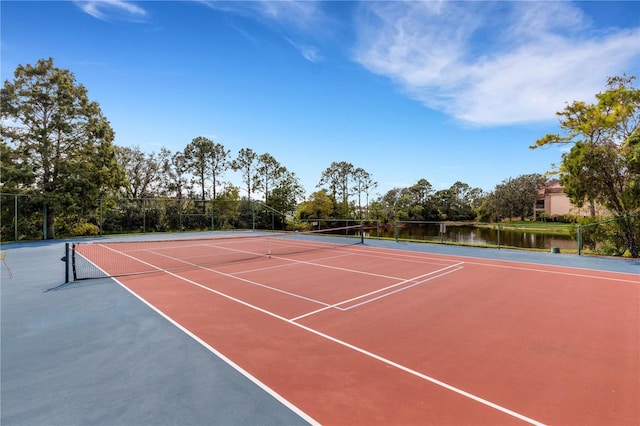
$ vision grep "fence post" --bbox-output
[43,203,47,240]
[395,221,399,242]
[252,200,255,231]
[577,225,582,256]
[99,198,103,236]
[211,198,215,231]
[497,223,501,249]
[14,194,18,242]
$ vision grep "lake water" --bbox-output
[372,223,576,250]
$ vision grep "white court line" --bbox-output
[229,252,355,275]
[104,242,435,312]
[346,245,639,284]
[99,245,545,425]
[337,248,457,267]
[340,265,464,311]
[97,246,544,426]
[346,245,465,263]
[148,248,334,308]
[199,240,445,284]
[122,243,467,321]
[291,264,464,321]
[192,245,469,319]
[135,263,546,426]
[89,240,638,425]
[112,243,465,322]
[108,273,321,426]
[131,241,638,285]
[463,260,640,283]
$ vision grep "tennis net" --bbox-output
[71,225,364,281]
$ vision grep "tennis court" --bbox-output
[67,230,638,425]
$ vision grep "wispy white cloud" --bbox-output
[75,0,148,23]
[197,1,322,31]
[198,0,328,63]
[256,0,321,31]
[353,1,640,126]
[286,38,322,63]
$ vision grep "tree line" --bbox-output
[1,59,638,256]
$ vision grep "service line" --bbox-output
[291,263,464,321]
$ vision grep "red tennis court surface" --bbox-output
[78,238,639,425]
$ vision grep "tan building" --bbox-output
[534,179,602,219]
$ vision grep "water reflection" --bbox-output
[375,224,575,250]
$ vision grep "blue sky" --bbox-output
[2,1,639,199]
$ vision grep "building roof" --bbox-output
[539,179,565,197]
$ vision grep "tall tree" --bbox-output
[269,170,305,214]
[231,148,257,200]
[318,161,355,217]
[409,178,433,205]
[0,140,34,192]
[491,174,546,220]
[352,168,377,219]
[0,58,124,238]
[183,136,214,203]
[433,188,454,220]
[298,189,334,220]
[532,75,640,257]
[447,181,484,220]
[254,153,286,201]
[212,185,240,228]
[210,142,231,200]
[158,148,190,199]
[116,146,160,198]
[380,187,412,221]
[362,172,378,218]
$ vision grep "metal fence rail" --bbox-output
[1,193,46,241]
[3,193,638,257]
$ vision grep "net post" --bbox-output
[71,243,78,281]
[64,242,70,283]
[360,225,364,244]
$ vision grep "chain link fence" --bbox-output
[2,193,638,257]
[1,193,46,241]
[1,194,364,240]
[575,214,640,257]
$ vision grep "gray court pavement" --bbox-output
[1,236,638,426]
[1,241,311,426]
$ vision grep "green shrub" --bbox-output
[70,221,100,236]
[554,214,577,223]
